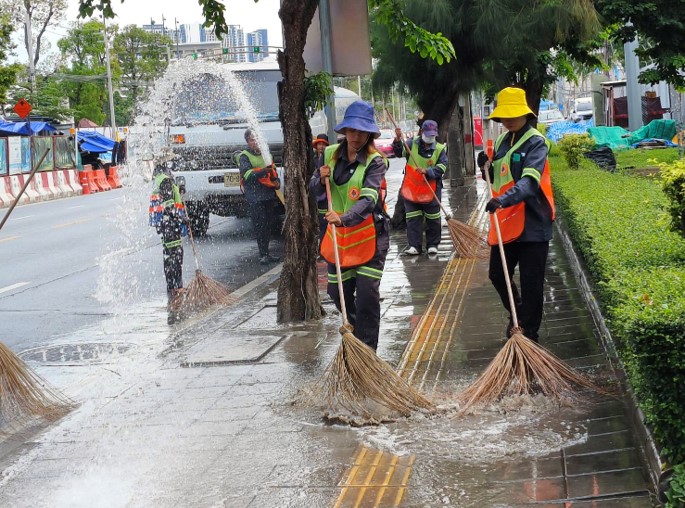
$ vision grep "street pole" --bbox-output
[357,75,362,99]
[103,16,117,137]
[24,9,36,90]
[175,18,180,59]
[319,0,337,142]
[624,25,642,131]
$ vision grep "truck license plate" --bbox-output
[224,172,241,187]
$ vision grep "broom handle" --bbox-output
[482,156,520,328]
[0,149,50,232]
[385,109,452,220]
[179,193,201,271]
[324,176,351,328]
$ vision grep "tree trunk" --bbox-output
[448,101,465,187]
[519,78,544,128]
[276,0,324,323]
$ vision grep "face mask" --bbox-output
[422,134,436,144]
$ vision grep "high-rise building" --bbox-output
[246,29,268,62]
[223,25,246,63]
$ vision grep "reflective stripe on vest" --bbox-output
[319,144,379,268]
[400,137,445,204]
[241,150,279,188]
[488,128,555,246]
[149,173,186,226]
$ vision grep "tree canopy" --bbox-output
[0,13,21,106]
[595,0,685,86]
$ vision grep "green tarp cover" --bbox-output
[588,119,677,151]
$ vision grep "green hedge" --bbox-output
[550,150,685,466]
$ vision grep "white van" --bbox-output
[571,97,593,122]
[166,60,359,235]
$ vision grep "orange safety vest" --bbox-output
[400,137,445,204]
[320,144,381,268]
[488,128,555,246]
[239,150,280,189]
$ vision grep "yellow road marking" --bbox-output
[334,192,488,507]
[53,218,93,229]
[0,235,19,243]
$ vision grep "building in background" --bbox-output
[142,21,267,63]
[246,29,268,62]
[225,25,246,63]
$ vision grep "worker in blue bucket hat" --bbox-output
[309,100,390,352]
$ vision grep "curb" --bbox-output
[555,216,665,498]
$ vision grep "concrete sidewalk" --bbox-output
[0,173,657,507]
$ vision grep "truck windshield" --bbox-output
[171,69,281,126]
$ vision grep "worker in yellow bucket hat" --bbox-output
[478,86,556,342]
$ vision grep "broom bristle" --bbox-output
[0,343,73,424]
[182,270,236,312]
[457,332,605,412]
[321,329,434,419]
[447,219,489,259]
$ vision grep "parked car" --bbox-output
[375,129,396,158]
[538,108,565,126]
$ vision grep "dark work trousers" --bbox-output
[160,221,184,296]
[488,241,549,340]
[249,200,278,257]
[327,250,387,351]
[404,199,441,252]
[326,224,389,351]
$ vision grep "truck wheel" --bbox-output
[187,202,210,236]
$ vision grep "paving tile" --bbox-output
[567,468,651,498]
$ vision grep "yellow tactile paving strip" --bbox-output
[333,188,488,507]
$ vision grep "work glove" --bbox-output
[485,198,502,213]
[477,151,489,169]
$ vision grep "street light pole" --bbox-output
[102,16,117,136]
[175,18,180,59]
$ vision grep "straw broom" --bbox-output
[320,177,434,418]
[385,110,487,259]
[179,199,236,313]
[457,158,602,412]
[0,149,73,423]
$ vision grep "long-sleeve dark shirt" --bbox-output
[492,123,553,242]
[239,149,276,203]
[309,144,387,227]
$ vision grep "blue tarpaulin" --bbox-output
[545,119,595,142]
[0,120,57,135]
[77,131,116,153]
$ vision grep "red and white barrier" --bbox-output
[0,176,14,208]
[64,169,83,195]
[39,171,61,200]
[55,170,74,197]
[11,174,40,203]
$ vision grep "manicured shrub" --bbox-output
[550,150,685,479]
[659,158,685,237]
[557,133,595,169]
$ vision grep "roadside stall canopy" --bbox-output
[0,120,57,136]
[77,130,116,153]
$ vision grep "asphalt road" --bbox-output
[0,185,282,353]
[1,158,406,354]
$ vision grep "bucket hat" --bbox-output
[421,120,438,136]
[312,133,329,147]
[334,100,381,138]
[488,87,536,121]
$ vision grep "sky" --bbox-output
[11,0,284,63]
